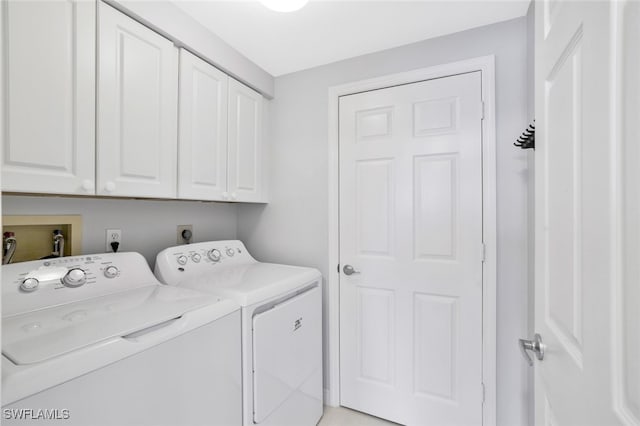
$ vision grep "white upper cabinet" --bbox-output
[97,2,178,198]
[2,1,266,203]
[228,78,263,202]
[1,0,96,195]
[178,50,229,201]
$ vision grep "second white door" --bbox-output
[339,72,484,425]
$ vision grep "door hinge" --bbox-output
[337,264,340,273]
[481,382,486,404]
[480,101,485,120]
[481,243,486,263]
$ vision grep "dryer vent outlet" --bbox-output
[177,225,193,244]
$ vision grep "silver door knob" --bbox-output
[519,333,545,366]
[343,264,360,276]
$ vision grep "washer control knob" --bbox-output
[207,249,221,262]
[62,268,87,288]
[20,278,40,293]
[177,255,188,266]
[226,248,235,257]
[191,253,201,263]
[104,265,119,278]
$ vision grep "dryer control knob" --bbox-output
[177,255,188,266]
[62,268,87,287]
[20,278,40,293]
[104,265,119,278]
[226,248,235,257]
[207,249,221,262]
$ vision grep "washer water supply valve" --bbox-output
[3,232,17,264]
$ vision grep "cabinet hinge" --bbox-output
[481,382,486,404]
[337,264,340,273]
[480,101,485,120]
[481,243,486,263]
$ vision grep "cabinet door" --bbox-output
[97,2,178,198]
[1,0,95,195]
[227,78,263,202]
[178,50,228,201]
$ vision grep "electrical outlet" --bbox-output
[177,225,193,244]
[106,229,122,252]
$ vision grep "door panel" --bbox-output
[534,1,637,424]
[339,72,483,426]
[2,0,95,194]
[545,28,584,366]
[178,49,228,201]
[413,155,457,259]
[97,2,177,198]
[357,287,394,384]
[356,159,394,257]
[413,293,457,400]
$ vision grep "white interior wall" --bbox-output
[237,17,532,426]
[1,195,237,267]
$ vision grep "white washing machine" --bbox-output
[155,240,323,426]
[2,252,242,426]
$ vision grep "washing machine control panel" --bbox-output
[2,252,157,317]
[155,240,255,283]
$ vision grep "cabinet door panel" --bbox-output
[228,79,262,202]
[2,0,95,194]
[178,49,228,201]
[97,2,177,198]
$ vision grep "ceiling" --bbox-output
[172,0,530,77]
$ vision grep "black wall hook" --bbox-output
[515,121,535,150]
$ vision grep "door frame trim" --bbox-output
[327,55,497,425]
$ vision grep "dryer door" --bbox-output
[252,285,322,424]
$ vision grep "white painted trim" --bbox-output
[0,0,4,197]
[326,55,498,425]
[609,2,638,425]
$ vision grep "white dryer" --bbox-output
[2,252,241,426]
[155,240,323,426]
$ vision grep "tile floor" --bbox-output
[318,406,400,426]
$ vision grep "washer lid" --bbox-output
[2,285,227,365]
[174,263,321,306]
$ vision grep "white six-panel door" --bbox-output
[228,79,262,203]
[178,49,229,201]
[2,0,95,195]
[534,1,640,424]
[339,72,483,426]
[97,2,178,198]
